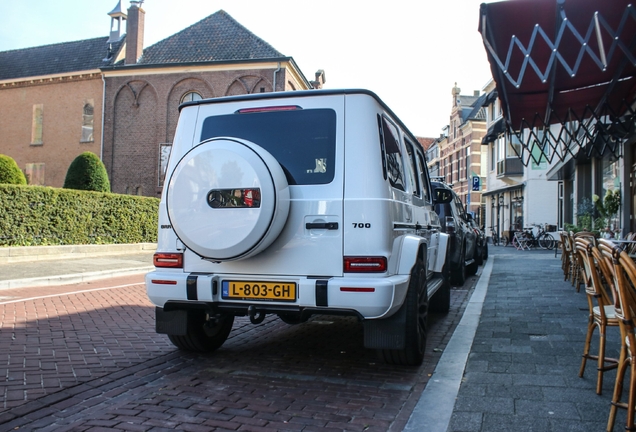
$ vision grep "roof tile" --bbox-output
[0,37,123,80]
[138,10,284,65]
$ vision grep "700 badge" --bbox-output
[222,281,296,301]
[352,223,371,228]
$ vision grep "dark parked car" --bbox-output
[432,181,478,286]
[467,214,488,265]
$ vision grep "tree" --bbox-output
[0,154,27,185]
[63,152,110,192]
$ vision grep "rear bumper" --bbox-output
[145,270,410,320]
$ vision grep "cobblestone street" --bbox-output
[0,279,473,431]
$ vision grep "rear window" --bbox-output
[200,108,336,185]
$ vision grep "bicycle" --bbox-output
[511,224,556,250]
[535,223,557,250]
[489,226,509,247]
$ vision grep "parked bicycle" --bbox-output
[511,224,556,250]
[489,226,509,247]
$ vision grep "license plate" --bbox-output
[222,281,296,301]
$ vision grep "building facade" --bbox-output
[480,79,559,242]
[0,38,115,187]
[433,84,487,225]
[0,1,319,197]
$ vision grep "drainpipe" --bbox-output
[272,62,281,92]
[100,74,106,161]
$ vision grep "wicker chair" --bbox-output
[560,231,573,282]
[575,237,619,395]
[572,231,597,292]
[599,238,636,431]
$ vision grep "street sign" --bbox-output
[472,176,481,191]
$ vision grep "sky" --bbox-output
[0,0,494,137]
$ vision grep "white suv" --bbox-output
[146,89,451,365]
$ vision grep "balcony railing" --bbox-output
[496,157,523,177]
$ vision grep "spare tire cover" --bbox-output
[166,137,290,261]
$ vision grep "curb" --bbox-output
[0,243,157,264]
[0,267,154,290]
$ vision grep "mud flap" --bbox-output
[155,307,188,335]
[363,304,407,350]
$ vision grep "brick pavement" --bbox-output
[0,272,475,431]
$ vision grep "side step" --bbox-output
[427,275,445,299]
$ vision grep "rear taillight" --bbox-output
[445,216,455,234]
[344,257,387,273]
[153,252,183,268]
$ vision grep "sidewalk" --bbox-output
[0,243,156,289]
[408,246,624,431]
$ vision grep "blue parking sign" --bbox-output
[472,176,480,191]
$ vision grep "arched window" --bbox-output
[180,92,202,103]
[81,101,94,142]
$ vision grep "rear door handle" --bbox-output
[306,222,339,230]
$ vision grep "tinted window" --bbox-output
[415,150,431,202]
[404,139,420,196]
[200,108,336,185]
[380,117,405,191]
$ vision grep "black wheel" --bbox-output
[429,269,450,314]
[475,243,484,266]
[451,246,466,287]
[483,243,489,260]
[278,313,306,325]
[377,257,428,366]
[168,310,234,353]
[538,233,555,250]
[501,236,509,247]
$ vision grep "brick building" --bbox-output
[435,83,487,222]
[0,37,116,186]
[0,1,319,196]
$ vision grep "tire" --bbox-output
[467,255,478,276]
[429,268,451,314]
[538,233,555,250]
[451,246,466,287]
[377,257,428,366]
[501,236,509,247]
[278,313,307,325]
[483,243,489,260]
[475,243,484,266]
[168,310,234,353]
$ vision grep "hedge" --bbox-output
[0,184,159,246]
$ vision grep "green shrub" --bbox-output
[63,151,110,192]
[0,154,27,185]
[0,184,158,246]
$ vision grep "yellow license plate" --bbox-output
[222,281,296,301]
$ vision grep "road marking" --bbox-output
[0,283,142,305]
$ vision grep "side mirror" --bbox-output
[433,188,453,204]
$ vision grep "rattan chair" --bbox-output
[572,231,597,292]
[599,238,636,431]
[561,231,573,282]
[575,237,619,394]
